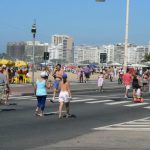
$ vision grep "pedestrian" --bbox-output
[97,72,104,92]
[79,67,84,83]
[58,73,72,119]
[108,67,113,82]
[122,68,132,99]
[132,74,140,98]
[2,65,10,104]
[118,68,124,84]
[51,64,64,102]
[114,66,117,79]
[142,72,149,92]
[84,65,91,83]
[34,71,51,116]
[0,67,8,104]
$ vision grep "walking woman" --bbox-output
[34,71,51,116]
[58,73,72,118]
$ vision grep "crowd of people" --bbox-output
[0,63,150,118]
[96,66,150,100]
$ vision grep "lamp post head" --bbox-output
[31,23,36,36]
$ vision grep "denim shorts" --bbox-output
[53,80,60,89]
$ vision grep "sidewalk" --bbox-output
[27,130,150,150]
[10,79,150,97]
[10,79,124,96]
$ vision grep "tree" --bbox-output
[143,53,150,62]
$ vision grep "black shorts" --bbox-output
[143,83,148,86]
[85,73,90,78]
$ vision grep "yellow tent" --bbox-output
[0,59,9,65]
[0,59,15,66]
[15,60,27,67]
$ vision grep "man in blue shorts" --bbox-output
[51,64,64,102]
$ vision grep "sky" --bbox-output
[0,0,150,52]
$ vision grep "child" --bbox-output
[132,74,143,102]
[58,73,72,118]
[97,72,104,92]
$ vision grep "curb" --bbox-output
[10,86,125,97]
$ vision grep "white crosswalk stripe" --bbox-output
[105,101,131,105]
[86,100,113,104]
[124,102,148,107]
[71,99,96,103]
[9,96,150,110]
[93,117,150,131]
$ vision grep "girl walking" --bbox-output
[97,72,104,92]
[34,71,51,116]
[59,73,72,118]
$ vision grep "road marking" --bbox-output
[105,101,131,105]
[93,117,150,131]
[86,100,113,104]
[71,99,96,103]
[144,106,150,109]
[124,102,148,107]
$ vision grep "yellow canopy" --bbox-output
[15,60,27,67]
[0,59,14,66]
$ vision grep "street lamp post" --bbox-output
[96,0,130,72]
[31,22,36,84]
[124,0,130,72]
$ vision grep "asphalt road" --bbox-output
[0,87,150,150]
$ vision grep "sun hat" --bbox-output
[40,71,48,78]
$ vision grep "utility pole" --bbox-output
[31,21,36,84]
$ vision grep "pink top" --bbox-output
[123,73,132,85]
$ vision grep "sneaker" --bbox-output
[50,97,55,103]
[66,114,71,118]
[59,115,62,119]
[124,95,128,99]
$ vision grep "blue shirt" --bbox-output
[36,80,47,96]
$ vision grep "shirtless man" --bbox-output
[58,73,72,118]
[51,64,64,102]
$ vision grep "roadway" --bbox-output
[0,82,150,150]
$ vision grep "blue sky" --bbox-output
[0,0,150,52]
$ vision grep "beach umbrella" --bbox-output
[0,59,10,65]
[108,62,122,66]
[130,64,148,67]
[15,60,27,67]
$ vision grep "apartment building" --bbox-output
[7,42,26,60]
[51,34,74,63]
[25,41,48,63]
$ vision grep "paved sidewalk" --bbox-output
[9,80,124,96]
[27,130,150,150]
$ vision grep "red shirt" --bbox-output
[123,73,132,85]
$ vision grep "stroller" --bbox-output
[132,75,144,103]
[133,88,144,103]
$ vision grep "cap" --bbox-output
[40,71,48,77]
[2,64,6,68]
[62,73,67,78]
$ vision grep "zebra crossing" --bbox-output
[9,95,150,110]
[93,117,150,131]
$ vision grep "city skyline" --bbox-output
[0,0,150,52]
